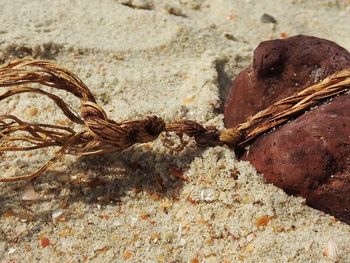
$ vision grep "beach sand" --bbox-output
[0,0,350,262]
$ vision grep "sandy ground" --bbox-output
[0,0,350,262]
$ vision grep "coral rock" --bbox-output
[224,35,350,223]
[243,94,350,223]
[224,35,350,127]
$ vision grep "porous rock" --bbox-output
[224,35,350,223]
[224,34,350,128]
[244,94,350,223]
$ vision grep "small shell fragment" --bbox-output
[8,248,16,254]
[52,209,65,222]
[255,215,272,227]
[21,186,39,201]
[178,238,187,247]
[246,232,256,243]
[323,239,338,262]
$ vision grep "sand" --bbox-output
[0,0,350,262]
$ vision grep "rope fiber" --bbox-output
[0,59,349,182]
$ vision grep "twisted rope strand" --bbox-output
[0,59,349,182]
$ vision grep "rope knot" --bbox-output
[219,128,243,147]
[165,120,224,147]
[123,116,165,144]
[81,101,165,148]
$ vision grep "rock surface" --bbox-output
[224,35,350,223]
[243,94,350,223]
[224,34,350,128]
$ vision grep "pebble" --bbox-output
[21,186,39,201]
[164,5,186,17]
[260,13,277,24]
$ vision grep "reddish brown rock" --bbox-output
[243,94,350,223]
[224,35,350,127]
[224,35,350,223]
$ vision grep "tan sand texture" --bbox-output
[0,0,350,262]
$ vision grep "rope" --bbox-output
[0,59,349,182]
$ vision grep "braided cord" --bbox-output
[0,59,349,182]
